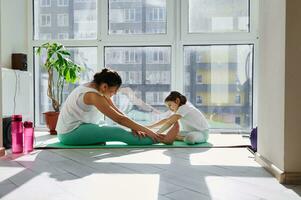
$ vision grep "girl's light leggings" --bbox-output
[180,129,209,145]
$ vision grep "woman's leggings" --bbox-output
[58,123,154,145]
[180,130,209,145]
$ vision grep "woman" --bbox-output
[56,68,178,145]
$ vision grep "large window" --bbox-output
[109,0,167,34]
[184,45,253,129]
[32,0,257,131]
[105,47,171,125]
[34,0,97,40]
[189,0,249,33]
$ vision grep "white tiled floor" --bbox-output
[0,148,300,200]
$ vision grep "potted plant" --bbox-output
[36,42,82,134]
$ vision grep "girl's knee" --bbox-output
[184,135,197,144]
[184,131,208,144]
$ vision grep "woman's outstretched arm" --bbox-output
[84,92,164,142]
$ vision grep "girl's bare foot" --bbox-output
[162,122,179,145]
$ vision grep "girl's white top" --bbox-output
[56,84,105,134]
[176,102,209,132]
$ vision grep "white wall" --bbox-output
[0,0,28,68]
[0,0,32,143]
[258,0,286,170]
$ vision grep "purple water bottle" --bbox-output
[24,121,34,153]
[11,115,23,153]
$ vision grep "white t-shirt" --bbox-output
[176,102,209,132]
[56,84,105,134]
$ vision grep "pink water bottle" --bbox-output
[24,121,34,153]
[11,115,23,153]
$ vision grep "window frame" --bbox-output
[28,0,259,132]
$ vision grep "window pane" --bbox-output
[184,45,253,130]
[109,0,167,35]
[105,46,171,124]
[35,47,98,126]
[189,0,250,33]
[34,0,97,40]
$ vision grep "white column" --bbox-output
[256,0,301,184]
[284,0,301,174]
[0,66,4,156]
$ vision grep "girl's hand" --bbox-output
[176,134,184,141]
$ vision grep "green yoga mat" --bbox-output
[35,141,214,149]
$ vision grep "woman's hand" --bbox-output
[144,130,165,143]
[132,130,147,139]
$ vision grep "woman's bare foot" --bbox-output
[161,122,180,145]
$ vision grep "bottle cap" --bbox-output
[24,121,33,128]
[12,115,22,122]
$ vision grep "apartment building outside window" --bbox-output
[57,14,69,27]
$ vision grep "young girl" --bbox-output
[147,91,209,145]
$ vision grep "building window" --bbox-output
[40,0,51,7]
[124,50,137,64]
[152,51,164,63]
[146,71,170,84]
[146,92,169,105]
[149,8,165,21]
[196,95,203,105]
[57,14,69,27]
[57,0,69,7]
[40,14,51,27]
[235,116,241,125]
[58,33,69,39]
[235,94,241,104]
[39,33,52,40]
[196,74,203,84]
[124,8,136,22]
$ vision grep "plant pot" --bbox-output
[43,111,60,135]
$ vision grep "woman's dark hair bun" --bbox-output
[102,68,109,72]
[93,67,122,88]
